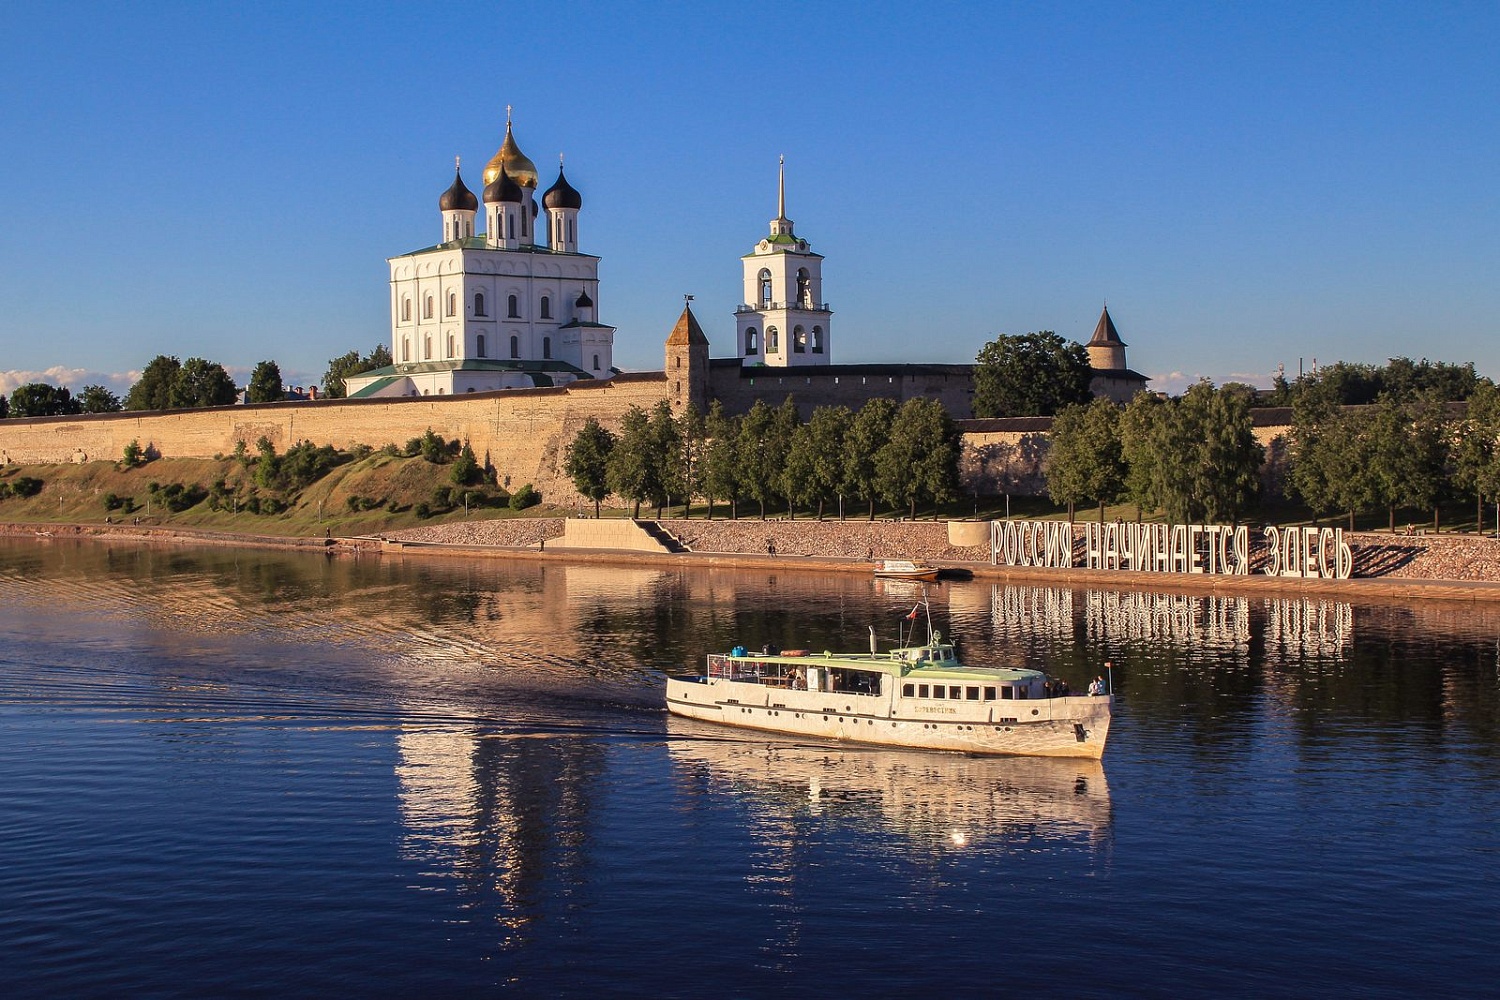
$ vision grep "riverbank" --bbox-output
[8,517,1500,602]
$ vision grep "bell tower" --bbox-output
[734,158,832,367]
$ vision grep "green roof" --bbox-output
[389,237,598,261]
[346,376,402,399]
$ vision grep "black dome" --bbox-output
[575,290,594,309]
[439,168,478,212]
[483,165,523,204]
[543,167,583,210]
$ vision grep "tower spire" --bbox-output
[777,155,786,219]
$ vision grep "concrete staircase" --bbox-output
[549,519,690,553]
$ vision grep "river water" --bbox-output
[0,538,1496,998]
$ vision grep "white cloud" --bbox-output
[0,367,138,397]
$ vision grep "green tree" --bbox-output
[1122,382,1262,524]
[700,401,740,520]
[783,405,851,520]
[1182,382,1264,523]
[606,406,654,518]
[1046,399,1125,522]
[676,404,706,518]
[735,400,780,519]
[0,394,7,418]
[78,384,122,413]
[564,417,616,517]
[874,397,958,520]
[972,331,1094,418]
[8,382,79,417]
[322,345,393,399]
[125,355,182,410]
[647,400,682,517]
[1365,394,1450,532]
[844,397,896,520]
[450,442,483,487]
[1453,381,1500,532]
[246,361,285,404]
[170,358,238,408]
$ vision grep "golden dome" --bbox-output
[483,115,538,190]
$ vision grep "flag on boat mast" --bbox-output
[906,604,920,621]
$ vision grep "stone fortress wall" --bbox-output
[0,371,1298,506]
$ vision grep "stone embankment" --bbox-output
[385,517,1500,583]
[387,517,991,563]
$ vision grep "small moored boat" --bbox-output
[873,559,940,582]
[665,604,1112,758]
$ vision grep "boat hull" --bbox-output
[666,676,1111,759]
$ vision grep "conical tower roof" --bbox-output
[666,302,709,346]
[1088,305,1126,347]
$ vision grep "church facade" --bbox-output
[346,113,614,399]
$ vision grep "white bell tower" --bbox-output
[734,157,832,367]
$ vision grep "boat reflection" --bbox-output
[666,716,1112,851]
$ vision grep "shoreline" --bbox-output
[8,519,1500,604]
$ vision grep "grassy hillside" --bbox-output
[0,446,546,537]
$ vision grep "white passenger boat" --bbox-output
[873,559,940,582]
[665,609,1112,759]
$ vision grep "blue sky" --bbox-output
[1,1,1496,397]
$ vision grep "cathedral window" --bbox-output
[477,334,487,358]
[402,297,411,322]
[797,268,810,306]
[447,334,455,358]
[767,327,779,353]
[424,336,432,360]
[424,295,433,320]
[812,326,824,353]
[508,294,520,318]
[758,269,772,306]
[402,337,410,362]
[793,325,806,353]
[447,292,456,317]
[745,328,758,355]
[543,337,552,360]
[541,296,551,319]
[510,335,519,359]
[567,219,574,244]
[475,292,486,316]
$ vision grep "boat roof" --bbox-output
[725,645,1042,682]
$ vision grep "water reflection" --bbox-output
[665,716,1112,852]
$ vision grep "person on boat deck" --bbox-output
[1088,675,1106,696]
[790,667,804,690]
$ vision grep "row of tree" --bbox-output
[2,344,389,419]
[1046,383,1265,524]
[1048,372,1500,533]
[565,396,960,520]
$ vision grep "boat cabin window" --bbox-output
[917,684,929,698]
[1001,686,1014,700]
[967,686,980,701]
[902,683,914,697]
[984,686,997,700]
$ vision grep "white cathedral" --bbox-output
[345,112,615,398]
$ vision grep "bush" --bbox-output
[350,444,373,462]
[380,442,400,457]
[509,483,539,511]
[414,501,432,519]
[386,498,401,513]
[120,440,145,469]
[104,492,125,510]
[419,428,448,464]
[450,442,482,486]
[403,437,423,458]
[10,477,44,498]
